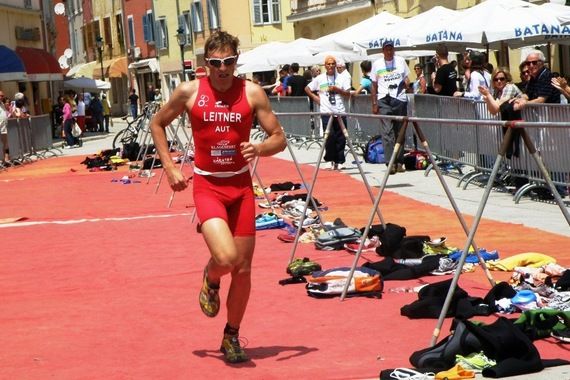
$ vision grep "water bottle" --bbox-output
[395,258,423,266]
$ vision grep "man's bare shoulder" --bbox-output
[176,80,199,97]
[245,79,267,104]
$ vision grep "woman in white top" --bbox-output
[454,51,491,100]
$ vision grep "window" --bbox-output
[104,17,112,45]
[207,0,220,30]
[116,14,125,52]
[191,0,203,32]
[93,20,101,47]
[142,11,155,43]
[179,13,192,46]
[253,0,280,25]
[155,18,169,49]
[127,16,135,46]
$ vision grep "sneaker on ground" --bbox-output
[199,268,220,318]
[293,216,320,228]
[551,329,570,343]
[431,257,458,275]
[344,236,380,253]
[220,334,249,363]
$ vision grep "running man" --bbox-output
[150,31,286,363]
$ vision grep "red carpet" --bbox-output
[1,156,569,379]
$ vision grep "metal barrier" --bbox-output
[3,114,58,168]
[268,96,317,148]
[410,94,570,202]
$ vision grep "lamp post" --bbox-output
[96,36,104,81]
[176,27,186,82]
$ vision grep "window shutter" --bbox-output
[253,0,262,24]
[178,14,186,32]
[163,22,169,48]
[208,0,220,29]
[142,15,149,42]
[154,21,163,49]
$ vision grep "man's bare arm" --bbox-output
[242,82,286,162]
[150,81,196,191]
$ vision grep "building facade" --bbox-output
[0,0,63,115]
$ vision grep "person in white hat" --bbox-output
[370,40,410,174]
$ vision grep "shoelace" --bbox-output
[227,335,249,351]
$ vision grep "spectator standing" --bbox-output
[129,89,139,118]
[453,51,490,100]
[412,64,427,94]
[355,60,372,94]
[52,96,64,138]
[12,94,29,118]
[305,55,352,170]
[0,91,9,163]
[515,62,530,93]
[62,94,79,148]
[479,67,524,158]
[147,84,155,103]
[286,63,308,96]
[102,94,111,133]
[336,60,352,83]
[514,50,560,108]
[271,67,288,96]
[432,44,457,96]
[370,40,410,174]
[76,93,86,133]
[90,94,104,132]
[154,88,163,105]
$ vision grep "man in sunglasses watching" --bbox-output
[514,50,560,108]
[150,30,286,364]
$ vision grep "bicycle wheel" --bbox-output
[112,128,137,150]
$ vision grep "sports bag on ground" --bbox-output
[364,135,385,164]
[315,227,361,250]
[306,266,383,298]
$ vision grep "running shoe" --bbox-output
[344,236,380,253]
[199,268,220,318]
[551,329,570,343]
[220,333,249,363]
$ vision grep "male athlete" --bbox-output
[150,31,286,363]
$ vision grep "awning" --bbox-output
[93,57,128,79]
[15,46,63,81]
[66,61,97,79]
[128,58,160,74]
[0,45,27,81]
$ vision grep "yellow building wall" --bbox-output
[153,0,184,75]
[247,0,295,47]
[219,0,255,52]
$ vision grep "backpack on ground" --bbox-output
[306,266,383,298]
[315,227,361,250]
[364,135,385,164]
[287,257,322,277]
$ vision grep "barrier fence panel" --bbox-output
[519,103,570,190]
[411,94,570,200]
[31,115,54,153]
[269,96,313,141]
[6,119,23,158]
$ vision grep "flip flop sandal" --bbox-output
[434,364,475,380]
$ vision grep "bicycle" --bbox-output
[112,103,156,150]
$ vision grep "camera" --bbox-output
[388,84,398,90]
[328,91,336,105]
